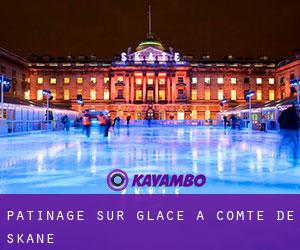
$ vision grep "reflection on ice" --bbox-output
[0,126,299,194]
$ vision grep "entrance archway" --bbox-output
[191,110,197,120]
[205,110,210,120]
[159,110,166,120]
[116,109,124,119]
[177,110,184,120]
[146,109,154,120]
[135,110,142,120]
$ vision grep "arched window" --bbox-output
[205,110,210,120]
[177,110,185,120]
[191,110,197,120]
[116,109,123,119]
[159,110,166,120]
[135,110,142,120]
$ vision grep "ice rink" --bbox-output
[0,125,299,194]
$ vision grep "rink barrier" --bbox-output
[122,120,216,126]
[216,119,280,131]
[3,120,73,134]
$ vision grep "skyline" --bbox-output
[1,0,300,60]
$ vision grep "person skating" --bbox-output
[97,113,106,134]
[104,114,112,137]
[278,105,300,159]
[223,116,228,129]
[261,115,267,132]
[113,116,121,133]
[61,115,70,132]
[82,110,92,138]
[126,115,131,127]
[230,114,237,130]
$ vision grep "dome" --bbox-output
[136,38,166,51]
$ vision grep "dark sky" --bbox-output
[1,0,300,60]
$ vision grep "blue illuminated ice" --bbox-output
[0,126,299,194]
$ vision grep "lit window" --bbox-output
[37,77,43,84]
[147,78,153,85]
[159,90,165,100]
[90,89,96,100]
[257,90,262,101]
[104,89,110,100]
[205,90,210,100]
[24,90,30,100]
[204,77,210,84]
[231,78,237,84]
[269,90,275,100]
[104,77,110,83]
[90,77,97,84]
[256,78,262,84]
[77,89,83,95]
[191,110,197,120]
[218,89,223,100]
[205,110,210,120]
[64,77,70,84]
[77,77,83,84]
[117,89,123,99]
[269,78,275,84]
[159,78,165,85]
[147,90,154,100]
[231,90,237,100]
[192,90,197,100]
[64,89,70,100]
[217,77,224,84]
[37,90,43,100]
[50,78,56,84]
[136,90,142,100]
[177,110,184,120]
[192,77,197,84]
[136,78,142,85]
[51,90,56,100]
[117,76,123,82]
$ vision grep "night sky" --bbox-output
[1,0,300,61]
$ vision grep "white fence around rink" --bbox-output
[119,119,216,126]
[0,102,79,135]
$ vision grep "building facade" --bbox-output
[1,38,300,121]
[0,48,30,100]
[276,52,300,100]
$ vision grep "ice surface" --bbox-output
[0,126,299,194]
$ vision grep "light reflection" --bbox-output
[0,126,299,194]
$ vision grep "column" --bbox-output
[186,75,191,102]
[155,74,159,103]
[143,73,147,102]
[167,75,171,104]
[125,74,129,103]
[130,74,134,103]
[110,75,115,102]
[172,76,176,103]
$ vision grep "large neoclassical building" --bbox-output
[1,34,300,120]
[27,36,280,121]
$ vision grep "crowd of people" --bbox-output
[61,106,300,142]
[223,105,300,134]
[60,110,128,138]
[223,115,243,130]
[79,110,128,138]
